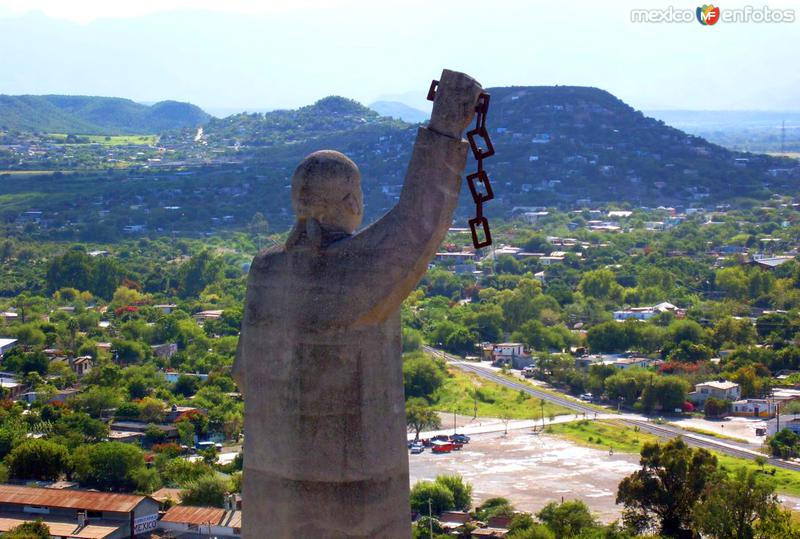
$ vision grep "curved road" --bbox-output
[423,346,800,473]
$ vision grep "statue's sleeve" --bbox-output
[341,126,468,324]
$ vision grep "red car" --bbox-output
[431,441,454,453]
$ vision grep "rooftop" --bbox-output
[697,380,739,390]
[0,512,119,539]
[161,505,241,528]
[0,484,152,513]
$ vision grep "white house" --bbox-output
[613,357,652,370]
[0,338,17,357]
[767,415,800,437]
[731,399,778,418]
[689,381,741,403]
[491,343,533,369]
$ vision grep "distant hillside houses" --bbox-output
[613,302,685,321]
[574,354,662,371]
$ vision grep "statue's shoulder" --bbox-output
[250,244,286,273]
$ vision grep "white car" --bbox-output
[410,444,424,454]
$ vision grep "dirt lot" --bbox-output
[409,428,640,522]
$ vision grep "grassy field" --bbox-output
[49,134,158,145]
[432,366,572,420]
[547,419,656,453]
[548,419,800,496]
[0,170,72,176]
[495,369,611,413]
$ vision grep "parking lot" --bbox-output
[409,427,640,522]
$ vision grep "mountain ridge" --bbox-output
[0,94,211,135]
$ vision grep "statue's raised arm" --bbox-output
[331,69,484,324]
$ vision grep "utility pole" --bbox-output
[540,399,545,432]
[453,407,457,434]
[428,498,433,539]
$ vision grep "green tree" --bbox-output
[176,250,223,299]
[604,369,650,406]
[403,354,446,400]
[716,266,749,300]
[434,475,472,511]
[694,467,794,539]
[579,268,622,301]
[704,397,729,418]
[616,438,718,537]
[6,439,69,481]
[74,386,122,417]
[768,429,800,459]
[3,520,50,539]
[536,500,597,538]
[180,475,231,507]
[641,376,689,413]
[406,398,441,441]
[587,321,637,353]
[475,497,514,521]
[46,250,92,293]
[71,442,148,492]
[90,257,124,300]
[410,480,455,515]
[506,526,555,539]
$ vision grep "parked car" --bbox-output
[410,444,424,454]
[522,366,536,378]
[431,441,454,453]
[580,393,594,402]
[450,434,470,444]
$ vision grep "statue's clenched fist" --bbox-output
[428,69,484,140]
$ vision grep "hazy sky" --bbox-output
[0,0,798,115]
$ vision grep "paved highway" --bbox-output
[423,346,800,473]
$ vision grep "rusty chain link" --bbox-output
[428,80,495,249]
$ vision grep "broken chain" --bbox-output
[428,80,495,249]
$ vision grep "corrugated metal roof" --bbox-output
[220,510,241,528]
[0,484,149,513]
[161,505,226,525]
[0,513,120,539]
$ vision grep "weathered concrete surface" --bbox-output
[234,70,483,538]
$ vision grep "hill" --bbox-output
[0,95,211,134]
[369,101,429,123]
[196,96,403,146]
[1,86,798,240]
[198,86,798,211]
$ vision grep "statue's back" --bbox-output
[239,244,411,538]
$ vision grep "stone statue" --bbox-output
[233,69,484,538]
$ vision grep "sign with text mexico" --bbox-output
[134,514,158,535]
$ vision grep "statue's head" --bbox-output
[291,150,364,234]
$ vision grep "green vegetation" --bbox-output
[547,420,657,453]
[3,520,50,539]
[433,366,570,420]
[618,438,796,538]
[549,420,800,497]
[48,133,158,146]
